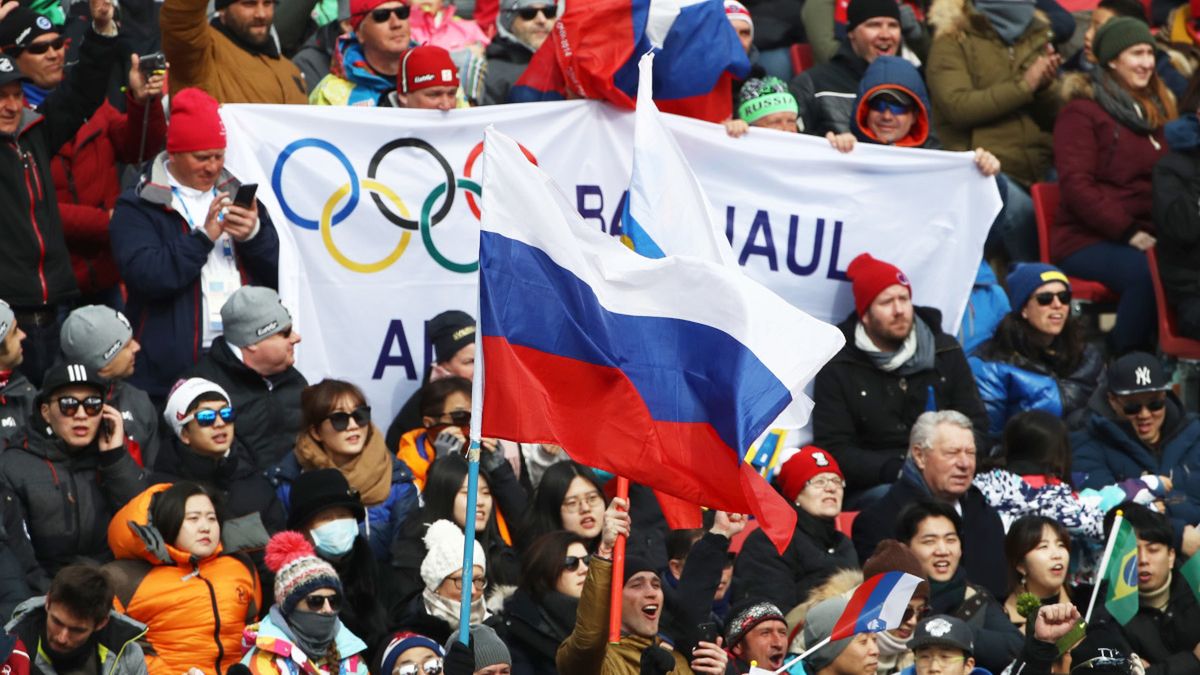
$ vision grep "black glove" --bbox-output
[640,646,676,675]
[443,635,475,675]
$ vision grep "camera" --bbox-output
[138,52,166,76]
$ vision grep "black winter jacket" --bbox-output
[107,379,162,469]
[812,306,989,495]
[0,486,50,619]
[186,337,307,471]
[732,505,857,611]
[789,40,868,136]
[1085,571,1200,675]
[482,35,533,106]
[0,29,119,307]
[500,588,577,675]
[1153,119,1200,303]
[0,416,148,574]
[0,371,36,451]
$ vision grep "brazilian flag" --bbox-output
[1104,518,1139,625]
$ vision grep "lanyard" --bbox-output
[171,186,217,229]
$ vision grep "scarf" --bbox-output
[1140,572,1171,611]
[270,606,340,663]
[422,587,490,627]
[855,315,936,375]
[22,82,50,109]
[1093,68,1165,135]
[929,568,968,615]
[974,0,1036,44]
[875,628,911,659]
[794,506,841,551]
[295,424,393,506]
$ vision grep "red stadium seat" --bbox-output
[1147,248,1200,359]
[789,43,813,76]
[835,510,858,537]
[1031,182,1119,305]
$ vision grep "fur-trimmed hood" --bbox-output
[1061,71,1096,101]
[928,0,1050,42]
[784,567,864,652]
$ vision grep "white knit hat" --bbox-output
[420,520,486,591]
[163,378,231,438]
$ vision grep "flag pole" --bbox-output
[608,476,630,643]
[457,441,481,644]
[1085,510,1125,624]
[771,636,831,674]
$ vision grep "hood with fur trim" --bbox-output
[928,0,1050,43]
[784,567,864,652]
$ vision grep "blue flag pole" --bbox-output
[458,440,482,645]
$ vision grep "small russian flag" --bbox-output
[831,572,927,641]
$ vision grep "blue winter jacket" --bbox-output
[109,154,280,397]
[959,262,1010,355]
[1073,395,1200,540]
[266,446,419,562]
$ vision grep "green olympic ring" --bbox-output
[421,178,481,274]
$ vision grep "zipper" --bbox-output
[197,566,225,674]
[18,144,50,303]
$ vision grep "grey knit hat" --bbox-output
[60,305,132,372]
[445,625,510,669]
[802,597,854,672]
[220,286,292,348]
[0,299,14,342]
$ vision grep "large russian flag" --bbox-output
[508,0,749,122]
[476,129,844,552]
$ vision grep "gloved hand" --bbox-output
[443,635,475,675]
[898,3,925,42]
[640,646,676,675]
[128,521,173,564]
[434,430,466,456]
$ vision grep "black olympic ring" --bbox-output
[367,138,456,231]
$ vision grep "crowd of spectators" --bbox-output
[1,0,1200,670]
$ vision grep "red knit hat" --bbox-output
[846,252,910,317]
[349,0,396,30]
[166,88,226,153]
[399,45,459,94]
[777,445,842,503]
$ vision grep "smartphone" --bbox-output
[233,183,258,209]
[101,418,114,440]
[696,621,719,645]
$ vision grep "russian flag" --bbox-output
[831,572,927,640]
[509,0,749,122]
[475,128,844,552]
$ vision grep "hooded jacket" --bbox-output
[0,370,37,451]
[1071,392,1200,540]
[850,55,935,148]
[482,33,534,105]
[1049,73,1168,262]
[7,597,148,675]
[309,34,398,106]
[1152,114,1200,301]
[0,412,148,574]
[104,483,262,675]
[186,337,308,471]
[291,22,343,95]
[241,609,368,675]
[0,29,119,308]
[109,154,280,398]
[926,0,1059,187]
[811,306,990,495]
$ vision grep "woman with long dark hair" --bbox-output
[499,531,590,675]
[520,462,606,550]
[1001,516,1080,670]
[969,264,1103,440]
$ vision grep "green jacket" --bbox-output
[555,557,693,675]
[926,0,1061,187]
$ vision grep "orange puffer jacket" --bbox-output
[104,483,262,675]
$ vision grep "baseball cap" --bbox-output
[1107,352,1170,396]
[0,53,29,87]
[909,615,974,656]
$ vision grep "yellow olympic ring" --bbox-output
[320,179,412,274]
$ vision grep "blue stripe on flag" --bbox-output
[621,210,666,258]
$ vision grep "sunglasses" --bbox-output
[1121,398,1166,416]
[516,5,556,19]
[395,659,443,675]
[303,593,342,612]
[183,406,237,427]
[1034,290,1072,306]
[364,5,410,21]
[440,410,471,426]
[57,395,103,417]
[868,98,911,115]
[23,36,67,55]
[327,405,371,431]
[902,604,930,623]
[563,555,586,571]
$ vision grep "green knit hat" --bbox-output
[737,77,799,125]
[1093,16,1154,66]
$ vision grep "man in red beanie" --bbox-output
[812,253,987,508]
[731,446,858,613]
[385,45,459,110]
[109,87,281,402]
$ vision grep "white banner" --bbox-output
[221,101,1000,435]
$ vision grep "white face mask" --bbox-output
[310,518,359,557]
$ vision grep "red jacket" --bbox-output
[1049,81,1167,262]
[51,95,166,295]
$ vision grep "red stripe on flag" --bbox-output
[481,336,797,552]
[831,574,883,641]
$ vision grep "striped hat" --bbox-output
[265,531,343,615]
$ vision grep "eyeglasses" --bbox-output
[562,491,603,513]
[868,98,911,115]
[183,406,236,427]
[516,5,556,19]
[563,555,587,571]
[806,476,846,491]
[23,36,67,55]
[915,654,967,668]
[446,575,487,591]
[901,604,930,623]
[56,396,104,417]
[327,405,370,431]
[395,659,443,675]
[1121,398,1166,416]
[303,593,342,612]
[439,410,471,426]
[363,5,410,21]
[1034,290,1072,306]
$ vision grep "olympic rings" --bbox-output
[461,141,538,220]
[272,138,359,231]
[368,138,455,231]
[320,179,413,274]
[421,179,481,274]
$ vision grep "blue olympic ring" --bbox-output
[272,138,360,231]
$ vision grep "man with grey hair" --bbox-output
[481,0,556,104]
[0,299,34,449]
[851,409,1008,599]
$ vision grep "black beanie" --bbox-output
[428,310,476,363]
[847,0,901,31]
[623,555,657,583]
